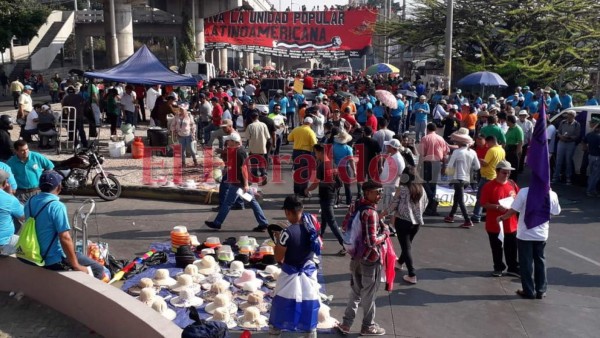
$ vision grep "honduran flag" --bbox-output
[525,101,551,228]
[268,261,321,332]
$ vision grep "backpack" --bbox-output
[15,200,57,266]
[182,306,229,338]
[342,201,375,259]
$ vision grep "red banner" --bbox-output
[204,9,377,59]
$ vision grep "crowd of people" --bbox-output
[3,66,598,336]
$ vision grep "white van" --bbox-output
[184,62,216,81]
[549,105,600,175]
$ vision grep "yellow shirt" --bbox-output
[10,81,23,93]
[480,145,505,180]
[288,125,317,152]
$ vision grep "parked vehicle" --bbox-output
[52,141,122,201]
[184,62,216,81]
[549,105,600,177]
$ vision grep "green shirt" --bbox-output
[505,125,524,145]
[6,152,55,190]
[480,124,506,145]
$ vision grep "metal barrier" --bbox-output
[71,198,95,256]
[58,106,77,154]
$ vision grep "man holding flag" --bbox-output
[497,102,562,299]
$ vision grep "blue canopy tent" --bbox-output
[84,45,197,86]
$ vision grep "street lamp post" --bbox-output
[443,0,454,94]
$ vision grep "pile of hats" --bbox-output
[170,226,191,253]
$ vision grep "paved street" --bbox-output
[1,97,600,337]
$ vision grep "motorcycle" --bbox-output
[52,141,122,201]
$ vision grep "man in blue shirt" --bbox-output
[7,140,54,203]
[24,170,103,279]
[413,95,430,142]
[559,91,573,110]
[522,86,534,108]
[585,93,599,106]
[356,94,373,125]
[0,162,18,193]
[389,94,405,134]
[548,90,561,114]
[0,170,23,255]
[286,91,297,129]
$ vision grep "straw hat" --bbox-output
[237,236,258,249]
[234,270,263,289]
[257,265,282,280]
[127,277,158,296]
[206,307,238,329]
[203,237,221,248]
[152,269,177,287]
[217,245,235,263]
[334,131,352,144]
[169,274,201,294]
[151,298,176,321]
[189,235,200,246]
[194,256,220,275]
[205,293,238,315]
[237,306,269,329]
[170,289,204,308]
[178,264,206,284]
[199,248,216,258]
[172,225,188,233]
[235,281,266,301]
[137,287,160,306]
[200,272,225,291]
[223,260,246,278]
[238,245,255,256]
[317,304,339,329]
[258,246,274,255]
[239,292,269,313]
[450,128,474,146]
[202,279,232,302]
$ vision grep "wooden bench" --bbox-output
[0,256,182,338]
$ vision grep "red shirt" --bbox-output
[211,104,223,127]
[480,179,519,233]
[475,144,489,160]
[341,113,358,128]
[365,115,378,131]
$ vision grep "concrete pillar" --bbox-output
[219,48,228,72]
[115,2,134,62]
[264,55,272,67]
[103,0,119,66]
[76,35,85,69]
[195,0,205,62]
[244,52,254,70]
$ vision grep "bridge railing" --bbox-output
[75,8,181,24]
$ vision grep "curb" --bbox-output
[64,185,218,204]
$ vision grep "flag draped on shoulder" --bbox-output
[524,101,551,229]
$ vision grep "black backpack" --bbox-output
[182,307,229,338]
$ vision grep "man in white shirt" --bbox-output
[497,188,561,299]
[120,85,138,126]
[17,85,33,126]
[517,110,534,173]
[309,109,325,140]
[246,111,270,182]
[146,85,161,113]
[379,139,405,211]
[373,119,395,151]
[245,82,256,97]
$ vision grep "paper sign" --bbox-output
[293,79,304,94]
[498,196,514,210]
[237,188,253,202]
[498,221,505,245]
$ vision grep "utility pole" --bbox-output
[88,0,95,69]
[443,0,454,94]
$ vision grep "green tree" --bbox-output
[178,12,196,72]
[0,1,50,55]
[381,0,600,89]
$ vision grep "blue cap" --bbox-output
[24,85,33,91]
[39,170,62,192]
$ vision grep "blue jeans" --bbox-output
[203,124,218,145]
[472,177,490,220]
[587,155,600,193]
[219,174,244,208]
[124,110,137,126]
[45,252,104,280]
[554,141,576,181]
[177,135,197,165]
[214,184,268,227]
[518,239,547,296]
[415,120,427,142]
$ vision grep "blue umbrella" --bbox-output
[456,71,508,87]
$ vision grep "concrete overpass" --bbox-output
[76,0,271,70]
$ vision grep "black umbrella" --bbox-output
[69,69,84,76]
[398,89,418,98]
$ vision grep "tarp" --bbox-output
[204,9,377,58]
[84,45,197,86]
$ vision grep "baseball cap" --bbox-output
[496,160,515,171]
[39,170,63,192]
[303,117,313,124]
[565,109,576,116]
[384,139,402,149]
[24,85,33,91]
[396,93,403,98]
[518,110,529,116]
[282,195,303,211]
[220,119,233,128]
[0,170,9,184]
[210,97,219,102]
[224,133,241,143]
[199,93,206,99]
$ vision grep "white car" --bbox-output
[549,106,600,176]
